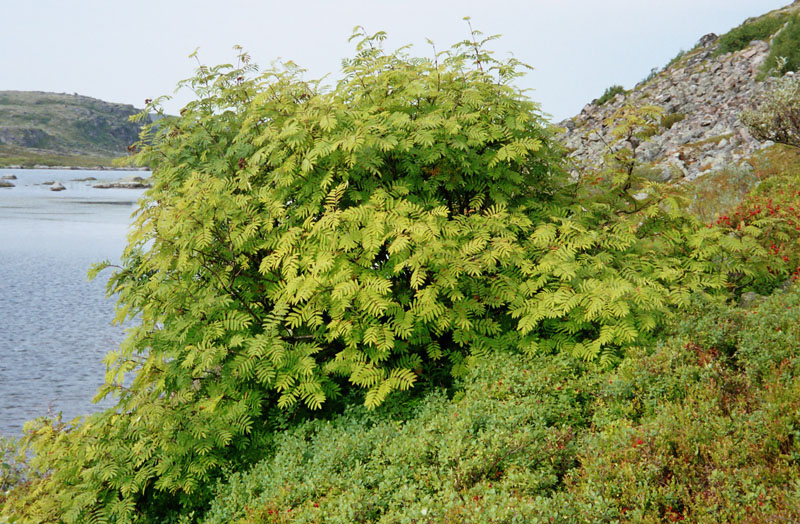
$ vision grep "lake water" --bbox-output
[0,168,147,436]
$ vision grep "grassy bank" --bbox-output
[0,145,126,169]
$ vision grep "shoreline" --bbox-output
[0,165,150,171]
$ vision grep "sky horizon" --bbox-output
[0,1,791,122]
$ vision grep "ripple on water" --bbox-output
[0,168,146,436]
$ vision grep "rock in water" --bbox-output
[93,176,151,189]
[0,180,14,188]
[50,182,66,191]
[1,174,17,180]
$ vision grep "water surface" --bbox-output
[0,168,147,436]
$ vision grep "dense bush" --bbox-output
[714,13,788,56]
[710,169,800,292]
[204,352,592,524]
[1,29,785,524]
[742,73,800,149]
[569,288,800,522]
[595,84,626,106]
[203,286,800,523]
[762,15,800,75]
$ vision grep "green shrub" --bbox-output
[715,13,789,56]
[204,351,593,524]
[595,84,626,106]
[203,286,800,523]
[742,73,800,148]
[762,15,800,75]
[665,49,687,69]
[569,287,800,523]
[2,27,786,524]
[660,112,685,130]
[710,169,800,293]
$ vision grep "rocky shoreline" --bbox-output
[0,164,149,171]
[0,172,152,190]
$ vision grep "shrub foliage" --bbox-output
[204,286,800,523]
[742,73,800,149]
[762,15,800,75]
[595,84,626,106]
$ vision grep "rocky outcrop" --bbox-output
[560,35,775,180]
[93,176,151,189]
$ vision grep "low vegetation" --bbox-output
[686,165,760,223]
[594,84,626,106]
[762,14,800,75]
[0,144,118,168]
[714,12,789,56]
[202,286,800,523]
[660,112,685,130]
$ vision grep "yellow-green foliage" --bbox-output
[1,32,776,524]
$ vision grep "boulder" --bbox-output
[0,180,14,188]
[49,182,66,191]
[93,176,151,189]
[698,33,719,48]
[1,174,16,180]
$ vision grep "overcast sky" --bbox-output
[0,1,790,121]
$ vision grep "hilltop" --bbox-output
[0,91,144,168]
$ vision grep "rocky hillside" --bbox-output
[0,91,144,167]
[560,2,800,181]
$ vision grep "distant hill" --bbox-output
[0,91,144,168]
